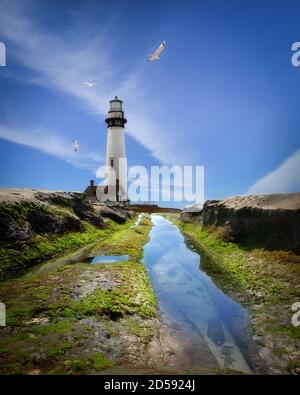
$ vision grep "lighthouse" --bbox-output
[85,97,128,203]
[103,96,128,202]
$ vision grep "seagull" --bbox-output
[72,139,80,152]
[83,82,97,87]
[148,41,166,62]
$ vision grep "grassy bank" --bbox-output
[178,220,300,374]
[0,219,125,280]
[0,215,159,374]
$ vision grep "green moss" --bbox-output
[70,359,86,371]
[269,324,300,340]
[6,305,35,326]
[122,317,155,342]
[90,352,115,371]
[287,359,300,373]
[7,362,23,375]
[35,292,49,300]
[47,341,73,357]
[0,201,35,226]
[29,319,75,336]
[46,205,75,217]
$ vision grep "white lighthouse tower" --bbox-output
[102,96,128,202]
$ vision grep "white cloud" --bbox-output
[0,125,102,171]
[247,149,300,194]
[0,1,184,165]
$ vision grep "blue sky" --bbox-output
[0,0,300,207]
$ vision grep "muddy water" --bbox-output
[143,215,256,373]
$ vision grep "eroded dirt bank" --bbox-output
[181,193,300,254]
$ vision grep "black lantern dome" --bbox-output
[105,96,127,128]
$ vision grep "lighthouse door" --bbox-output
[116,179,119,202]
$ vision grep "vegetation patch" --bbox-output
[121,317,155,343]
[90,352,115,371]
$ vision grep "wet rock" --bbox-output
[94,205,127,224]
[36,191,105,229]
[72,271,118,299]
[180,203,203,222]
[207,317,225,346]
[0,189,108,246]
[27,207,83,234]
[0,220,33,245]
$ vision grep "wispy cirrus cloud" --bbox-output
[0,0,183,166]
[247,148,300,194]
[0,125,102,171]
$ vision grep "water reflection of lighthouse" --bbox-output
[100,96,128,202]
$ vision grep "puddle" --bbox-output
[142,215,258,373]
[90,255,129,264]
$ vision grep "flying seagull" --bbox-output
[83,82,97,87]
[148,41,166,62]
[72,139,80,152]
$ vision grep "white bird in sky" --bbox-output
[72,139,80,152]
[83,81,97,87]
[148,41,166,62]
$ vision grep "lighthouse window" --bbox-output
[110,101,122,111]
[110,159,114,167]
